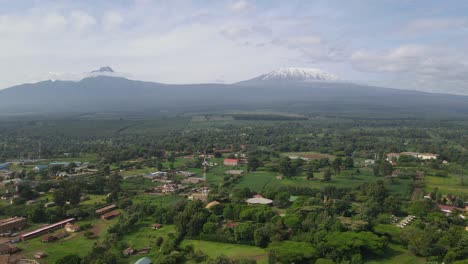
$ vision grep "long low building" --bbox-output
[95,204,117,215]
[20,218,75,241]
[0,216,27,233]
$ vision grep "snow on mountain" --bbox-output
[91,66,114,73]
[260,67,338,82]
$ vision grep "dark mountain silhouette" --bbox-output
[1,69,468,118]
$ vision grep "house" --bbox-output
[0,243,18,254]
[101,210,120,220]
[64,223,80,233]
[246,197,273,205]
[151,223,162,229]
[176,171,196,177]
[437,204,464,214]
[205,201,220,209]
[364,159,375,167]
[223,159,238,166]
[95,204,117,215]
[0,216,26,233]
[182,177,205,184]
[33,165,48,172]
[225,222,238,228]
[150,171,167,177]
[386,153,400,161]
[188,192,208,202]
[225,170,244,175]
[418,153,439,160]
[123,247,135,256]
[34,252,48,259]
[159,184,187,193]
[135,257,152,264]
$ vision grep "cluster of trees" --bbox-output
[2,118,468,169]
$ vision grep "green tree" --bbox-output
[278,157,293,178]
[55,254,82,264]
[306,166,314,180]
[248,156,261,172]
[323,169,332,182]
[268,241,318,263]
[332,157,342,174]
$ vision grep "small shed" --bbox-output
[34,252,48,259]
[65,223,80,233]
[152,223,162,229]
[123,247,135,256]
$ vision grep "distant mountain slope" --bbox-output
[1,67,468,118]
[236,67,340,86]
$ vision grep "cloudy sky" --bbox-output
[1,0,467,95]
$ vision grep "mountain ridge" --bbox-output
[1,69,468,118]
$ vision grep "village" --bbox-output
[0,144,466,263]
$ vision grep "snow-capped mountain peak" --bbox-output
[261,67,338,82]
[91,66,114,73]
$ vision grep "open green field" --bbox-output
[182,240,268,264]
[17,218,117,263]
[234,168,413,199]
[424,175,467,196]
[366,243,425,264]
[125,224,177,263]
[131,193,186,207]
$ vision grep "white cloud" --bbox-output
[351,45,468,94]
[229,0,249,11]
[0,1,467,96]
[102,11,124,30]
[70,11,96,31]
[403,17,468,33]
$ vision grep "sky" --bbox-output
[0,0,467,95]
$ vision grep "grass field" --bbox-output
[182,240,268,264]
[366,243,425,264]
[17,218,117,263]
[424,175,467,196]
[125,223,177,263]
[234,168,413,199]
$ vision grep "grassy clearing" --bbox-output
[424,175,467,195]
[234,168,412,198]
[182,240,268,264]
[125,224,177,263]
[131,193,185,207]
[366,243,425,264]
[17,218,117,263]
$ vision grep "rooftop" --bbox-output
[246,197,273,205]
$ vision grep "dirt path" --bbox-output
[411,187,422,201]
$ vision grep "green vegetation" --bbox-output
[0,116,466,264]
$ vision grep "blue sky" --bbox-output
[0,0,467,94]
